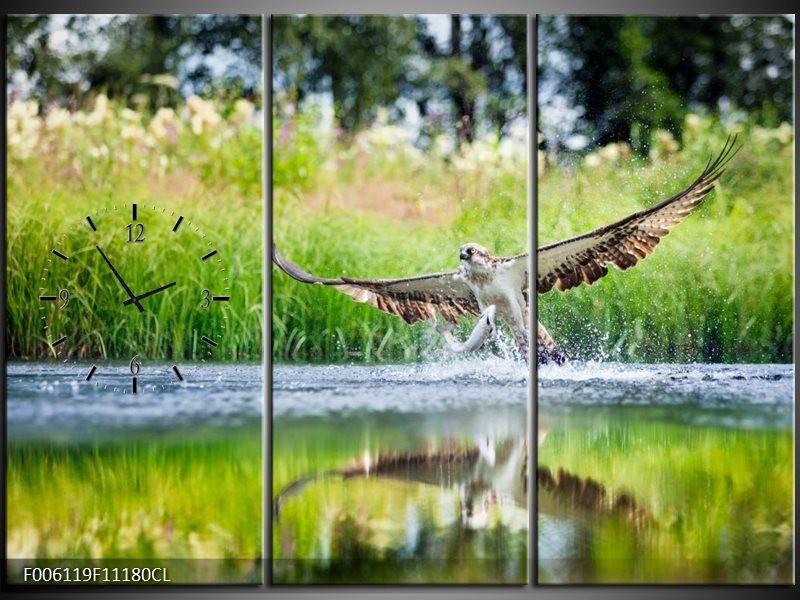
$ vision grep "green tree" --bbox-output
[538,15,793,154]
[272,15,419,134]
[416,15,526,142]
[7,15,262,110]
[273,15,527,143]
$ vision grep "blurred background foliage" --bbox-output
[8,15,793,364]
[7,15,262,111]
[538,15,793,157]
[273,15,527,144]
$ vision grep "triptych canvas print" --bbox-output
[4,13,794,588]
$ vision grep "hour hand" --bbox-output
[96,245,144,312]
[123,281,177,306]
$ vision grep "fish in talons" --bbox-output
[437,305,496,353]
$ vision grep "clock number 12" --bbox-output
[126,223,145,243]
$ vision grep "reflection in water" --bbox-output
[272,360,529,584]
[275,437,527,527]
[538,362,793,584]
[6,363,264,583]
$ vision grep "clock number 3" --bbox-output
[201,289,211,309]
[126,223,145,243]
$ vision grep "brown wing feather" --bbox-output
[537,136,739,294]
[272,245,480,324]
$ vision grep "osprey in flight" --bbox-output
[272,242,530,359]
[273,137,737,365]
[537,136,739,364]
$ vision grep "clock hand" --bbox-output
[122,281,177,306]
[95,245,145,313]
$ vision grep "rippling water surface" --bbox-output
[7,362,263,439]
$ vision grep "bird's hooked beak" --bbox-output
[460,244,484,261]
[460,246,477,261]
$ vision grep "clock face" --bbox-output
[40,202,231,393]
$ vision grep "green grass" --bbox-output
[538,117,793,363]
[275,112,792,364]
[6,96,263,360]
[538,413,793,583]
[272,111,528,362]
[7,430,262,562]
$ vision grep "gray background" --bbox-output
[2,0,797,598]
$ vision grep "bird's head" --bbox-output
[459,242,490,265]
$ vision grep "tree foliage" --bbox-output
[272,15,527,142]
[7,15,262,110]
[538,16,793,154]
[272,16,418,134]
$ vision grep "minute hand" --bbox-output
[123,282,177,306]
[96,245,145,312]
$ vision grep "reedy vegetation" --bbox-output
[6,95,263,361]
[273,109,529,362]
[7,96,791,364]
[275,109,792,363]
[539,116,793,363]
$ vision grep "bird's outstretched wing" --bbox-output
[272,245,481,324]
[537,136,739,294]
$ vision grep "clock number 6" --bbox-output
[130,354,141,375]
[201,289,211,309]
[126,223,145,243]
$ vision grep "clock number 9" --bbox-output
[201,289,211,309]
[58,289,70,308]
[126,223,145,243]
[130,354,141,375]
